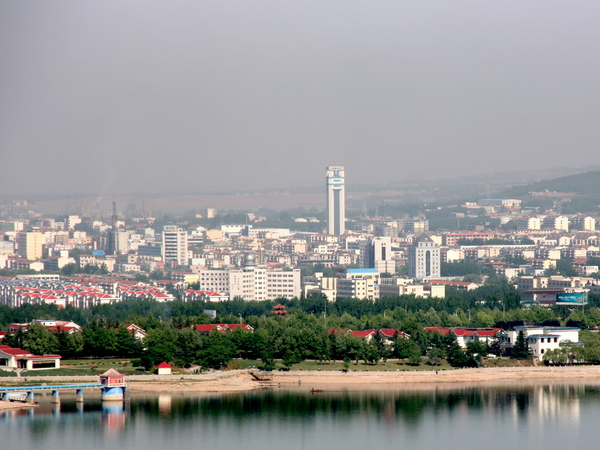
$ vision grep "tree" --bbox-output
[142,326,179,368]
[512,331,532,360]
[22,323,59,355]
[427,347,444,366]
[57,331,84,357]
[2,328,26,349]
[465,340,487,366]
[60,263,79,276]
[395,338,422,364]
[199,331,237,369]
[173,328,202,367]
[114,325,143,357]
[447,342,471,367]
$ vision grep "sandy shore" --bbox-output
[0,400,37,410]
[125,366,600,393]
[3,367,600,395]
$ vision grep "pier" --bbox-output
[0,369,126,403]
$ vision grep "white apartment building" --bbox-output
[571,216,596,231]
[542,216,569,231]
[162,225,188,266]
[517,217,542,230]
[196,263,301,301]
[336,269,380,300]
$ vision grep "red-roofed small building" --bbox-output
[378,329,407,345]
[124,323,147,341]
[0,345,61,370]
[184,290,228,302]
[157,362,172,375]
[424,327,501,348]
[350,330,376,341]
[193,324,254,333]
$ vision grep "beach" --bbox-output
[3,367,600,396]
[0,400,37,410]
[125,366,600,393]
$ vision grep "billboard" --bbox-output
[556,292,588,305]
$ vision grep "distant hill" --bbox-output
[495,171,600,198]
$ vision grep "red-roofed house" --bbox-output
[157,362,172,375]
[193,324,254,334]
[327,328,377,342]
[0,345,61,370]
[378,329,407,345]
[124,323,147,341]
[424,327,501,348]
[9,319,82,334]
[184,290,229,302]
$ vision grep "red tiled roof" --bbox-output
[379,328,404,337]
[351,330,376,338]
[225,324,252,331]
[194,324,221,332]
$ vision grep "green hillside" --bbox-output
[496,170,600,197]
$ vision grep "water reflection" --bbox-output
[123,384,593,427]
[2,385,599,440]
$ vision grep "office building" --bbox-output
[369,236,395,274]
[408,235,441,280]
[162,225,188,266]
[326,166,345,235]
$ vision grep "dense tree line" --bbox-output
[3,284,600,370]
[2,322,142,358]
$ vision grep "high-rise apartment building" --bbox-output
[17,231,43,261]
[408,235,440,280]
[326,166,345,235]
[162,225,188,266]
[195,259,301,301]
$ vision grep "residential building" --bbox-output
[571,216,596,231]
[162,225,188,266]
[17,231,43,260]
[499,326,580,360]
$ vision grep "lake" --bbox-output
[2,384,599,450]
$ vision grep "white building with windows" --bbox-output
[499,326,580,360]
[195,255,301,301]
[162,225,188,266]
[407,235,440,280]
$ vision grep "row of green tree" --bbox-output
[2,323,142,358]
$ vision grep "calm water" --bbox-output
[3,384,600,450]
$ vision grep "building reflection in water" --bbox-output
[0,384,593,432]
[102,401,125,433]
[158,394,172,417]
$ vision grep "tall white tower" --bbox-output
[326,166,345,235]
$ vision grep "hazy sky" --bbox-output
[1,0,600,197]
